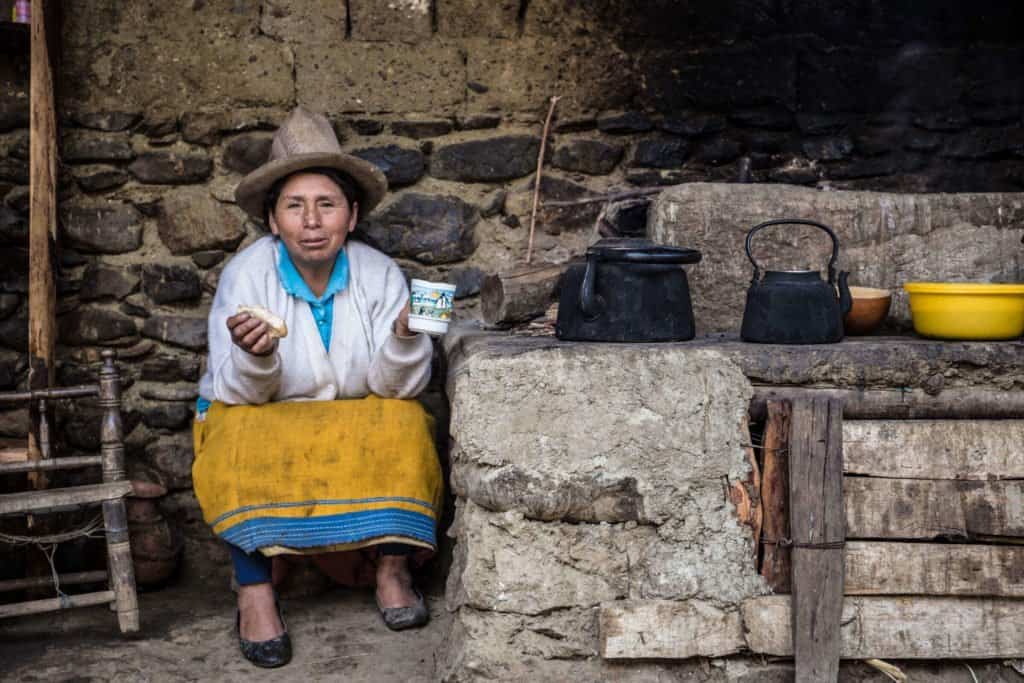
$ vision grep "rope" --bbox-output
[0,514,105,546]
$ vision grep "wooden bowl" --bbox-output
[844,286,892,335]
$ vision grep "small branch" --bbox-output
[543,187,662,208]
[526,95,560,265]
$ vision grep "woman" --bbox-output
[192,107,442,668]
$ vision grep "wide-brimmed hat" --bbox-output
[235,106,388,221]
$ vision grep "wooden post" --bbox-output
[789,397,844,682]
[98,351,139,634]
[480,263,567,327]
[759,400,791,592]
[27,0,57,483]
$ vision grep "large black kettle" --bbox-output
[556,238,702,342]
[740,219,852,344]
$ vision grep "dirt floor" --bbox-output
[0,581,449,682]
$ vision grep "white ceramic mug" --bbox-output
[409,279,456,336]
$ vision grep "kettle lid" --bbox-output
[586,238,701,264]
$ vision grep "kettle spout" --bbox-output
[837,271,852,316]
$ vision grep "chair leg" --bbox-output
[103,498,139,634]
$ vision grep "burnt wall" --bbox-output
[0,0,1022,578]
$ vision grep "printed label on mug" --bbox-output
[410,280,455,321]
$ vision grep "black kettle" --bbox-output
[739,219,852,344]
[556,238,702,342]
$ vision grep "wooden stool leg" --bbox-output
[103,498,139,633]
[99,351,139,634]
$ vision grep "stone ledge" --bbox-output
[445,326,1024,393]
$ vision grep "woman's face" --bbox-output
[268,172,358,271]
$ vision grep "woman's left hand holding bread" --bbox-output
[227,311,279,357]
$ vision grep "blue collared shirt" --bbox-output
[196,241,349,415]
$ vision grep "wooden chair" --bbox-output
[0,350,139,633]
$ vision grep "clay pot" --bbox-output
[127,480,182,587]
[843,286,892,335]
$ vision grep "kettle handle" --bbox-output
[745,219,841,285]
[579,253,604,320]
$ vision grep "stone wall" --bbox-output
[2,0,1024,575]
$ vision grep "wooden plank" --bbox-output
[789,397,844,682]
[0,441,28,464]
[0,481,132,516]
[845,478,1024,541]
[845,542,1024,596]
[0,590,114,619]
[599,600,745,660]
[844,420,1024,480]
[751,386,1024,420]
[759,399,791,592]
[742,595,1024,659]
[728,419,762,558]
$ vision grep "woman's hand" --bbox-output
[227,313,278,356]
[394,301,413,337]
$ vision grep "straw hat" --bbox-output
[234,106,388,221]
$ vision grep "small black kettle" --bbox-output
[740,219,852,344]
[556,238,702,342]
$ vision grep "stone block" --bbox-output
[597,111,654,134]
[637,42,795,113]
[129,151,213,184]
[70,111,141,132]
[222,133,273,174]
[352,144,425,187]
[360,192,478,264]
[141,355,203,384]
[0,247,27,293]
[58,309,138,346]
[649,183,1024,333]
[295,42,464,114]
[349,0,432,43]
[157,187,247,255]
[73,166,130,193]
[61,203,144,254]
[390,118,453,139]
[62,16,293,116]
[430,135,539,183]
[448,344,754,524]
[551,138,624,175]
[260,0,347,45]
[144,434,195,490]
[0,205,26,245]
[180,108,282,146]
[142,263,203,305]
[79,264,141,301]
[465,37,634,118]
[436,0,518,38]
[61,130,134,163]
[660,113,728,137]
[691,138,743,166]
[142,315,209,351]
[631,137,689,168]
[0,293,19,320]
[140,401,193,431]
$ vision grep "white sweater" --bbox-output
[198,236,433,405]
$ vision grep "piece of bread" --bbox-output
[237,305,288,339]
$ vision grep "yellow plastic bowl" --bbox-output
[903,282,1024,340]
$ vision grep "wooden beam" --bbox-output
[28,0,57,482]
[845,542,1024,597]
[759,399,791,592]
[750,386,1024,420]
[599,600,745,660]
[789,397,844,682]
[742,595,1024,659]
[845,478,1024,541]
[844,420,1024,480]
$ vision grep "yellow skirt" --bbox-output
[192,396,443,556]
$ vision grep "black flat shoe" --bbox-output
[237,601,292,668]
[376,588,429,631]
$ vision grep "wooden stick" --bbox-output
[544,187,663,208]
[0,570,107,594]
[0,590,115,619]
[526,95,561,265]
